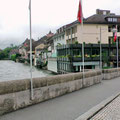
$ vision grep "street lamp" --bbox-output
[112,26,118,68]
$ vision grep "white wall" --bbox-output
[48,58,57,73]
[53,34,66,54]
[77,24,109,44]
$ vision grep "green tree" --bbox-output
[0,51,5,60]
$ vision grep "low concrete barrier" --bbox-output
[102,68,120,80]
[0,70,101,115]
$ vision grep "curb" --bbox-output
[74,92,120,120]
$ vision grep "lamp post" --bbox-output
[112,26,118,68]
[29,0,34,100]
[100,27,102,70]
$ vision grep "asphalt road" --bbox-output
[1,77,120,120]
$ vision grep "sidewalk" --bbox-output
[90,94,120,120]
[1,77,120,120]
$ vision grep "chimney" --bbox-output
[96,9,110,15]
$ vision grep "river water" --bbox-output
[0,60,53,81]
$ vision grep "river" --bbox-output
[0,60,53,81]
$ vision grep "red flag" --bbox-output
[24,43,28,47]
[77,0,82,23]
[114,32,117,42]
[114,25,117,42]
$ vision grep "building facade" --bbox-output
[55,9,120,74]
[65,9,120,44]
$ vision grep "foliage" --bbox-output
[102,51,108,64]
[11,54,16,61]
[57,43,62,46]
[0,47,12,60]
[74,41,79,44]
[0,45,18,60]
[0,51,6,60]
[98,41,100,44]
[103,66,112,69]
[85,54,90,58]
[91,54,100,57]
[83,42,86,45]
[74,55,81,57]
[112,38,116,45]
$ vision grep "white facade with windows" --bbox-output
[52,26,66,56]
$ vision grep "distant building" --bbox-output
[19,38,35,60]
[34,31,54,67]
[52,26,66,57]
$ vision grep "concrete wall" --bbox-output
[102,68,120,80]
[0,70,101,115]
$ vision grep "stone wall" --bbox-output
[0,70,101,115]
[102,68,120,80]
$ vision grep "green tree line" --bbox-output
[0,46,18,60]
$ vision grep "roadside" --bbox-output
[75,92,120,120]
[90,94,120,120]
[1,77,120,120]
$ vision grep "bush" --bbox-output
[0,51,5,60]
[11,54,16,61]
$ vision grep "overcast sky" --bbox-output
[0,0,120,49]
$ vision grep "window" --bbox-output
[118,26,120,32]
[103,11,106,15]
[59,36,61,40]
[108,25,116,32]
[113,18,117,22]
[73,49,81,56]
[85,49,91,58]
[108,26,111,32]
[108,18,117,22]
[66,29,70,36]
[92,49,99,56]
[108,18,113,22]
[73,26,77,34]
[62,35,64,40]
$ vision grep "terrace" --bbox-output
[57,44,119,74]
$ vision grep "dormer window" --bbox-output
[107,18,117,22]
[113,18,117,22]
[103,11,106,15]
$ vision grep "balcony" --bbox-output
[72,57,82,62]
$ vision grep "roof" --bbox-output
[84,14,120,24]
[84,14,107,24]
[65,10,120,29]
[35,44,46,50]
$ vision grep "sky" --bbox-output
[0,0,120,49]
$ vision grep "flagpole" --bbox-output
[77,0,84,82]
[116,25,119,68]
[29,0,34,100]
[99,27,103,81]
[81,0,84,80]
[100,27,102,69]
[117,38,119,68]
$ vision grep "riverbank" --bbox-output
[0,60,53,81]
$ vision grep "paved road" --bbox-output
[1,77,120,120]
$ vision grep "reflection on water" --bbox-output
[0,60,53,81]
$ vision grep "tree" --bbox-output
[0,51,5,60]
